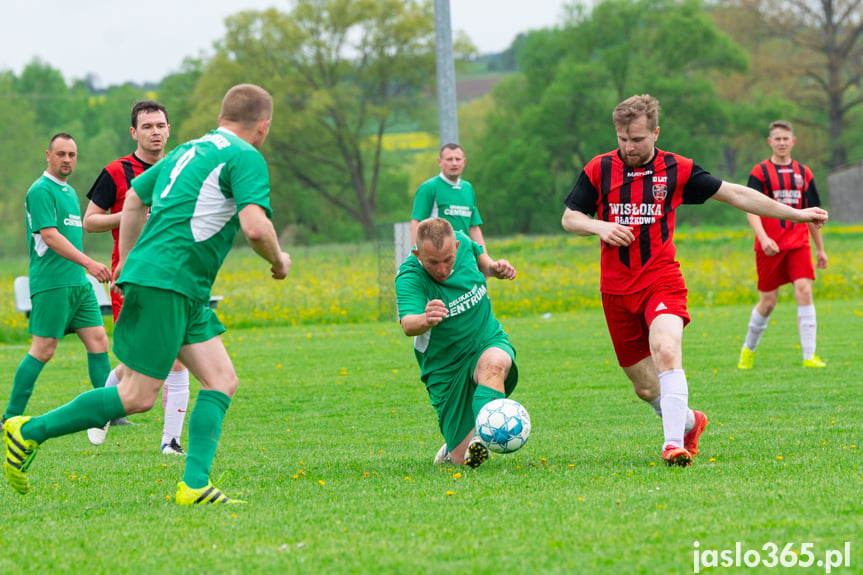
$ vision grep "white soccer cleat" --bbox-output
[87,421,110,446]
[433,442,452,465]
[161,438,186,456]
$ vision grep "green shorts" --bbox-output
[426,338,518,450]
[113,283,225,380]
[28,284,104,338]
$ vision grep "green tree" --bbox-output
[0,72,46,256]
[714,0,863,169]
[473,0,749,234]
[182,0,437,240]
[14,58,71,134]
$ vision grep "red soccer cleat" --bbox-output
[662,445,692,467]
[684,410,708,457]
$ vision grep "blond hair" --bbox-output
[613,94,660,131]
[416,218,455,251]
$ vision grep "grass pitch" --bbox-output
[0,299,860,574]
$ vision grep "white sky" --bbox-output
[0,0,571,88]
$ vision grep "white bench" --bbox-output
[13,276,222,318]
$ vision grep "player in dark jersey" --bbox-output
[737,120,828,370]
[82,101,190,455]
[562,95,827,467]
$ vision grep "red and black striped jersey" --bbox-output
[748,160,819,252]
[564,148,722,294]
[86,153,153,271]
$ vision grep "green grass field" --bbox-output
[0,297,860,573]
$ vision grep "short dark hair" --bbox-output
[48,133,75,151]
[439,143,464,157]
[131,100,168,128]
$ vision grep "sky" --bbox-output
[0,0,571,88]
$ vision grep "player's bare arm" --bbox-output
[83,201,121,233]
[401,299,448,336]
[468,225,487,252]
[746,212,780,256]
[477,253,516,280]
[713,182,828,227]
[239,203,291,280]
[809,225,828,269]
[112,188,149,293]
[561,207,636,246]
[38,227,111,282]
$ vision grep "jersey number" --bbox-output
[160,147,197,198]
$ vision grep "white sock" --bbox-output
[659,369,688,449]
[161,369,190,446]
[104,368,121,388]
[744,307,770,351]
[648,396,694,429]
[798,304,817,360]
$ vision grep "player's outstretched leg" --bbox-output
[3,416,39,495]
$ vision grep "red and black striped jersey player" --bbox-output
[561,95,828,467]
[737,120,828,371]
[82,100,190,456]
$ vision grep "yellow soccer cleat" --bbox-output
[176,481,246,505]
[737,346,755,370]
[3,416,39,495]
[802,355,826,368]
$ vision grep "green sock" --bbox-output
[472,384,505,424]
[4,354,45,419]
[22,386,126,444]
[87,352,111,389]
[183,390,231,489]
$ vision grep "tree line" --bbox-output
[0,0,860,256]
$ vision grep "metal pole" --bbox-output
[434,0,459,146]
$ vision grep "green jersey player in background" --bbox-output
[410,144,486,252]
[4,84,292,505]
[395,218,517,468]
[2,134,112,426]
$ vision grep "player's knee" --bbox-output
[650,343,679,370]
[634,386,657,402]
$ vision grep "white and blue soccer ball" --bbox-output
[475,398,531,454]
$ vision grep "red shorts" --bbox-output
[602,273,690,367]
[756,245,814,292]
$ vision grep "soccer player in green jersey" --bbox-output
[396,218,517,468]
[3,85,291,505]
[411,144,486,251]
[2,134,112,425]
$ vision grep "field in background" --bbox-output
[0,299,859,573]
[2,226,861,345]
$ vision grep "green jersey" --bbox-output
[119,128,273,303]
[25,173,87,295]
[395,231,505,381]
[411,175,482,234]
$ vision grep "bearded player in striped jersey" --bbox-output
[562,95,827,467]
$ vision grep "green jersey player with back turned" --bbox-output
[396,218,518,468]
[4,84,292,505]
